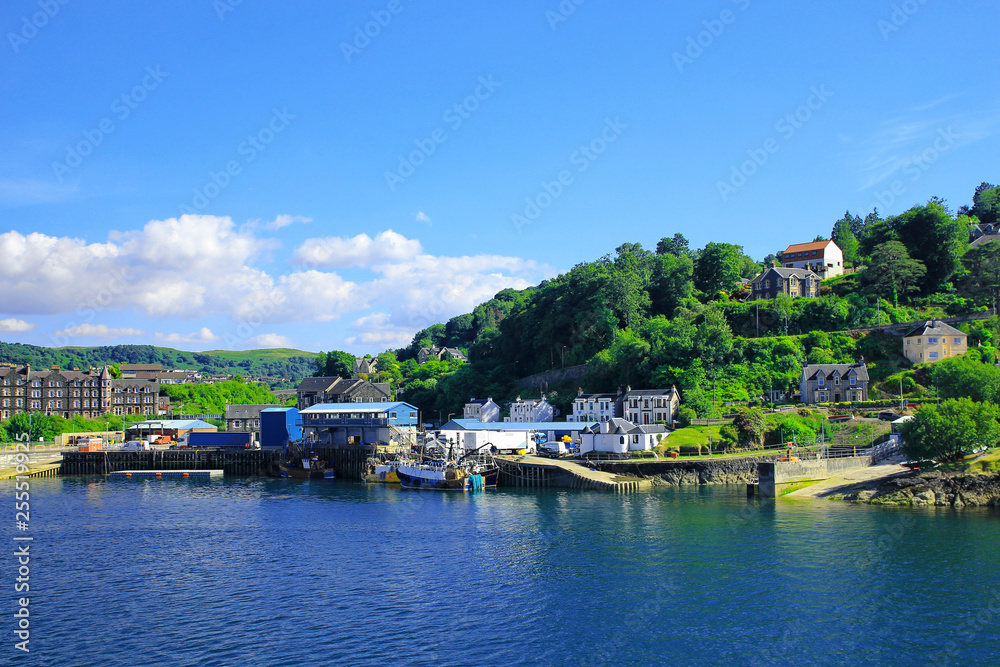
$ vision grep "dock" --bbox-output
[61,449,279,476]
[109,470,224,480]
[496,455,651,492]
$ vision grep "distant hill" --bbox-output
[0,341,318,388]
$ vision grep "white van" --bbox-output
[123,440,150,451]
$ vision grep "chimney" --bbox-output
[578,387,584,397]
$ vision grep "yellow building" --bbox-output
[903,320,967,364]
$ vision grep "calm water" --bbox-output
[3,477,1000,666]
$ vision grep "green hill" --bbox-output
[0,342,318,388]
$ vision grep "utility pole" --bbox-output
[561,345,567,369]
[899,376,904,412]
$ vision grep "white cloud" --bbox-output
[246,214,311,231]
[155,328,221,345]
[250,333,293,348]
[54,324,144,338]
[291,229,422,269]
[344,313,416,348]
[0,318,34,333]
[415,211,432,225]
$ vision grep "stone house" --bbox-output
[799,361,869,405]
[750,267,821,300]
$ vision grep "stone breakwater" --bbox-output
[845,471,1000,507]
[591,457,766,486]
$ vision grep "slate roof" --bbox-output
[902,320,967,338]
[296,376,340,393]
[225,404,279,419]
[802,363,869,381]
[624,387,679,398]
[970,234,1000,248]
[752,267,821,284]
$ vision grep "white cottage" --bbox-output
[579,418,667,456]
[505,395,555,423]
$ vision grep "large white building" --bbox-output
[622,387,680,426]
[463,397,500,422]
[567,389,619,422]
[782,240,844,279]
[505,395,555,423]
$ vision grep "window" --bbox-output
[927,337,938,344]
[850,377,856,386]
[917,338,922,344]
[818,377,825,386]
[929,352,939,359]
[906,339,910,345]
[954,337,962,344]
[834,377,840,386]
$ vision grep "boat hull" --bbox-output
[280,465,333,480]
[397,469,484,491]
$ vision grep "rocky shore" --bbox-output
[842,470,1000,507]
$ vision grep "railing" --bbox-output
[302,417,391,427]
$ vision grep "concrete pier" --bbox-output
[496,455,650,492]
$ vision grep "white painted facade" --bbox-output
[505,395,555,423]
[462,397,501,422]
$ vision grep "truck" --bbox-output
[184,432,257,449]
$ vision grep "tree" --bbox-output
[3,412,59,442]
[831,215,860,265]
[900,397,1000,461]
[960,240,1000,312]
[930,353,1000,404]
[694,242,745,295]
[314,350,354,378]
[656,233,690,257]
[891,200,968,294]
[648,253,693,317]
[732,407,765,448]
[696,307,733,370]
[971,182,1000,227]
[861,241,926,307]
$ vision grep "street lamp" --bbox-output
[561,345,567,369]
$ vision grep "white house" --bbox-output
[622,387,680,426]
[505,395,555,423]
[463,397,501,422]
[567,388,619,422]
[579,418,667,455]
[782,240,844,279]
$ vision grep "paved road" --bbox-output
[785,457,909,498]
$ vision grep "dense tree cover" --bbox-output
[900,397,1000,461]
[0,342,316,385]
[0,412,140,443]
[930,351,1000,404]
[161,380,280,415]
[314,350,355,378]
[861,241,927,307]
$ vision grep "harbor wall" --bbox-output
[758,456,872,497]
[591,457,764,486]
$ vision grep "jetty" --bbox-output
[110,470,224,480]
[496,454,650,492]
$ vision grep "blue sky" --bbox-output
[1,0,998,355]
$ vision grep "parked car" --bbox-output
[878,411,900,421]
[122,440,150,451]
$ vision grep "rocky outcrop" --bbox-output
[591,457,765,486]
[845,470,1000,507]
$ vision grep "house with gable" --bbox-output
[782,240,844,278]
[463,397,501,422]
[579,418,668,455]
[505,395,555,423]
[621,386,681,426]
[902,320,967,364]
[750,267,821,300]
[417,347,467,364]
[567,388,620,423]
[799,361,869,405]
[296,376,391,410]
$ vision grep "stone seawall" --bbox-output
[591,457,766,486]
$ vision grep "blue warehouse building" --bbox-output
[300,401,419,450]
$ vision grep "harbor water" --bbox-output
[4,477,1000,666]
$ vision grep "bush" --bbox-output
[676,405,696,428]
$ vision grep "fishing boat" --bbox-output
[461,451,499,487]
[279,439,335,480]
[396,459,484,491]
[363,456,403,484]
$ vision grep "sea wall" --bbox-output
[591,457,765,486]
